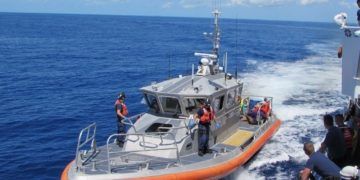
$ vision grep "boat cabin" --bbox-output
[140,73,243,118]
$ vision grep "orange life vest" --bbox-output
[260,102,270,114]
[120,103,128,116]
[115,100,128,116]
[200,108,213,123]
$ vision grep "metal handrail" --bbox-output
[253,116,273,139]
[157,128,190,145]
[120,113,145,133]
[106,132,181,173]
[75,123,97,170]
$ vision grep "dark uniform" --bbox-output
[305,151,341,178]
[115,92,128,147]
[197,102,213,156]
[323,126,346,167]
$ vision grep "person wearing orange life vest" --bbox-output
[114,92,128,147]
[260,98,271,118]
[246,98,271,124]
[195,99,215,156]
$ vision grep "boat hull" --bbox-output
[61,119,281,180]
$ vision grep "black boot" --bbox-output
[198,150,204,156]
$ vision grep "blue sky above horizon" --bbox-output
[0,0,358,23]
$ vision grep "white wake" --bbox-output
[235,41,348,179]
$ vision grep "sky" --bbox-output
[0,0,358,23]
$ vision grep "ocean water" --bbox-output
[0,12,347,179]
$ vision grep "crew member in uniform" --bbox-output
[195,99,214,156]
[114,92,128,147]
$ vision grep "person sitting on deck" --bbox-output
[335,114,354,165]
[260,98,271,118]
[319,114,346,168]
[300,142,341,180]
[244,98,271,124]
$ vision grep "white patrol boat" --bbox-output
[61,9,281,180]
[334,13,360,102]
[333,13,360,169]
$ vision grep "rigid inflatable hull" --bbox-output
[61,119,281,180]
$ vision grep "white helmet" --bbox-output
[340,166,359,180]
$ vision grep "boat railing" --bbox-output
[75,122,98,171]
[120,113,145,133]
[344,26,360,30]
[253,115,273,140]
[106,132,181,173]
[157,125,190,144]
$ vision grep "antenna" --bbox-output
[168,53,171,79]
[224,52,228,85]
[186,57,189,75]
[224,52,228,73]
[194,0,222,76]
[191,64,195,86]
[212,8,220,59]
[235,15,239,80]
[235,65,238,80]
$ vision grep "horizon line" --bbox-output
[0,10,338,24]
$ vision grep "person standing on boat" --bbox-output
[114,92,128,147]
[300,142,341,179]
[319,114,346,167]
[195,99,214,156]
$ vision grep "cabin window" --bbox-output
[183,98,206,114]
[145,94,160,113]
[226,89,236,108]
[214,95,224,112]
[160,97,182,114]
[145,123,172,133]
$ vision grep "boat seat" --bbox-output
[221,129,254,147]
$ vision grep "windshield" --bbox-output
[183,98,206,115]
[214,95,224,113]
[145,94,160,113]
[159,97,182,114]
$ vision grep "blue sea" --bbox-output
[0,12,348,179]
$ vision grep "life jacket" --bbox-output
[120,103,128,116]
[200,107,213,123]
[115,100,128,116]
[340,126,353,149]
[260,102,270,114]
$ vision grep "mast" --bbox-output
[194,8,221,76]
[212,9,220,59]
